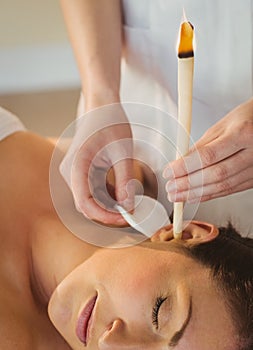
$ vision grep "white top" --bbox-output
[121,0,252,137]
[0,107,26,141]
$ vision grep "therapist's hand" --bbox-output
[60,103,134,226]
[163,97,253,203]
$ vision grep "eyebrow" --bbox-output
[168,298,192,348]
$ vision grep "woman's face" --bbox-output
[48,242,236,350]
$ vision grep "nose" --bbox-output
[98,319,160,350]
[99,319,131,350]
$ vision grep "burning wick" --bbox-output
[173,18,195,239]
[178,21,194,58]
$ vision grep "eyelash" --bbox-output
[152,295,167,329]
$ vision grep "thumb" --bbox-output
[113,159,135,212]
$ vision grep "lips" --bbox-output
[76,295,97,345]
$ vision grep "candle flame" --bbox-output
[182,7,187,22]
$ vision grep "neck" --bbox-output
[29,212,98,305]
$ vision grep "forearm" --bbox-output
[60,0,122,108]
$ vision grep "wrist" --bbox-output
[84,88,121,111]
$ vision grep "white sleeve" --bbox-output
[0,107,26,141]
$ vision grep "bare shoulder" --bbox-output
[0,307,70,350]
[0,286,72,350]
[0,131,55,227]
[0,130,54,174]
[0,320,34,349]
[0,289,35,349]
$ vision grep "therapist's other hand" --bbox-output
[163,97,253,203]
[60,103,134,226]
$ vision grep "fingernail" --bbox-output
[167,193,176,202]
[166,181,177,193]
[163,167,174,179]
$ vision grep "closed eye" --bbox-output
[152,296,167,329]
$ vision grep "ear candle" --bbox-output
[173,20,194,239]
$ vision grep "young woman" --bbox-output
[0,107,252,350]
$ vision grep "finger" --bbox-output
[113,158,135,212]
[165,149,252,195]
[78,195,127,225]
[167,166,253,203]
[196,178,253,202]
[200,172,253,201]
[188,122,224,150]
[163,133,243,180]
[72,162,127,224]
[71,154,127,225]
[191,177,253,203]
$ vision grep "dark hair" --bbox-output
[189,223,253,350]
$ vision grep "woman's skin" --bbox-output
[0,131,237,350]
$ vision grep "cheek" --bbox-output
[105,258,162,306]
[48,284,74,338]
[125,268,156,292]
[48,263,96,329]
[95,249,178,300]
[108,256,158,289]
[106,271,153,324]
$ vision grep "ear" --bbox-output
[151,220,219,245]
